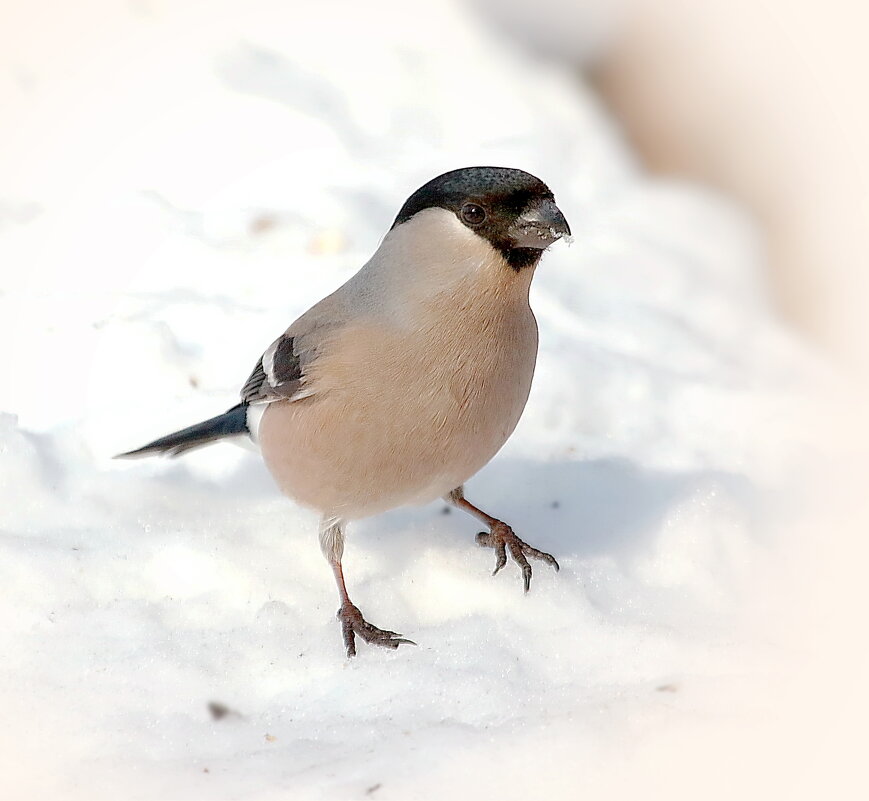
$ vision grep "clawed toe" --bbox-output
[337,602,415,658]
[476,524,559,592]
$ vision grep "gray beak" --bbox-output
[508,197,571,249]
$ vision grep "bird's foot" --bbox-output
[476,522,559,593]
[337,601,415,658]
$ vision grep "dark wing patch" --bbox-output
[241,333,304,404]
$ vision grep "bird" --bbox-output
[118,166,571,657]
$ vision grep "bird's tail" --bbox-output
[115,403,249,458]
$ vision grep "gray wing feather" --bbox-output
[241,333,304,404]
[241,286,351,406]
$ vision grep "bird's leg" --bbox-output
[319,517,414,657]
[446,486,559,593]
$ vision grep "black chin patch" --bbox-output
[504,247,543,272]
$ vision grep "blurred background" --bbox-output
[482,0,869,369]
[1,1,866,799]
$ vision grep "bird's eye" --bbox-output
[460,203,487,226]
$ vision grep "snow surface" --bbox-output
[0,1,838,799]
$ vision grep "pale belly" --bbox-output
[258,314,538,519]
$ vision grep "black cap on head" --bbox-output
[393,167,570,270]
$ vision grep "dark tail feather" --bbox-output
[115,404,249,459]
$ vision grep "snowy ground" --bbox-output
[0,1,846,799]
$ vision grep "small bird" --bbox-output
[119,166,570,657]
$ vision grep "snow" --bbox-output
[0,1,846,799]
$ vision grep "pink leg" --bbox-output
[447,487,559,593]
[321,518,414,657]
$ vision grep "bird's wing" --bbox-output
[240,286,353,406]
[241,331,311,404]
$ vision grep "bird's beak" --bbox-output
[508,197,571,249]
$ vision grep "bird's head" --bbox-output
[391,166,571,273]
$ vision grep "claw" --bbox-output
[494,542,508,575]
[475,522,559,592]
[337,602,415,658]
